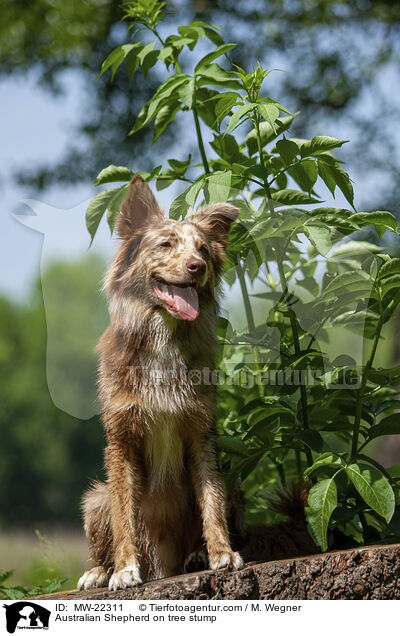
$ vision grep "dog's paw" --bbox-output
[108,565,142,591]
[77,566,109,590]
[184,550,208,573]
[209,549,243,571]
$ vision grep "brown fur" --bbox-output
[78,177,243,591]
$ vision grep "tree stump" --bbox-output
[29,543,400,600]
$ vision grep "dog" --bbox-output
[77,175,243,591]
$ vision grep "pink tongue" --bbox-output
[169,285,199,321]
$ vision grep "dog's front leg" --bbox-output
[105,441,143,590]
[190,434,243,571]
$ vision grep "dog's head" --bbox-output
[105,176,239,323]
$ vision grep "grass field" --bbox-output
[0,528,89,593]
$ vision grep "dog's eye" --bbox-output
[200,244,209,256]
[160,241,171,248]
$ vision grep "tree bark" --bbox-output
[30,543,400,600]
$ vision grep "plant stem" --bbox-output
[236,261,256,333]
[271,457,287,486]
[350,314,384,461]
[191,89,263,394]
[295,450,302,475]
[236,261,264,397]
[192,107,210,174]
[253,111,312,466]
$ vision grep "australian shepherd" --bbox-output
[77,176,243,591]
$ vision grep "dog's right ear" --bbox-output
[117,175,163,240]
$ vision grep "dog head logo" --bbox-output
[13,199,108,419]
[3,602,50,633]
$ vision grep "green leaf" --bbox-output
[288,159,318,192]
[260,97,295,116]
[214,92,239,121]
[305,225,332,256]
[185,181,204,208]
[293,429,323,452]
[169,190,189,220]
[86,185,129,242]
[387,464,400,480]
[329,241,381,260]
[98,44,137,80]
[158,45,173,64]
[318,158,336,195]
[94,165,133,186]
[352,211,398,239]
[167,155,191,175]
[126,49,140,82]
[377,258,400,280]
[194,43,236,73]
[105,184,130,234]
[207,170,232,202]
[320,270,371,297]
[136,165,162,183]
[256,103,279,131]
[333,512,364,544]
[210,134,243,163]
[271,189,319,205]
[345,464,395,522]
[141,50,159,77]
[304,453,344,478]
[245,405,294,429]
[228,451,266,484]
[152,101,181,142]
[317,155,354,207]
[305,207,360,232]
[304,477,338,551]
[178,78,195,108]
[296,276,319,296]
[129,75,189,134]
[300,136,348,156]
[379,274,400,298]
[201,25,225,46]
[244,423,274,445]
[369,414,400,440]
[137,41,156,64]
[197,63,242,89]
[275,139,299,165]
[226,103,255,133]
[216,435,249,456]
[246,115,297,155]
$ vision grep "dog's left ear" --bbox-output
[188,203,239,247]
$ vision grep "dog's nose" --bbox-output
[186,258,206,275]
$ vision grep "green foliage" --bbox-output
[85,1,400,554]
[0,570,65,600]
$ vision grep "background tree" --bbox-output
[1,0,399,214]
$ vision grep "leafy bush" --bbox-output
[0,570,65,600]
[85,0,400,553]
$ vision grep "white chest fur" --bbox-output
[143,412,184,492]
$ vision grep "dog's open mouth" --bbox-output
[152,278,199,321]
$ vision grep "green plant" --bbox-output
[0,570,65,600]
[85,0,400,553]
